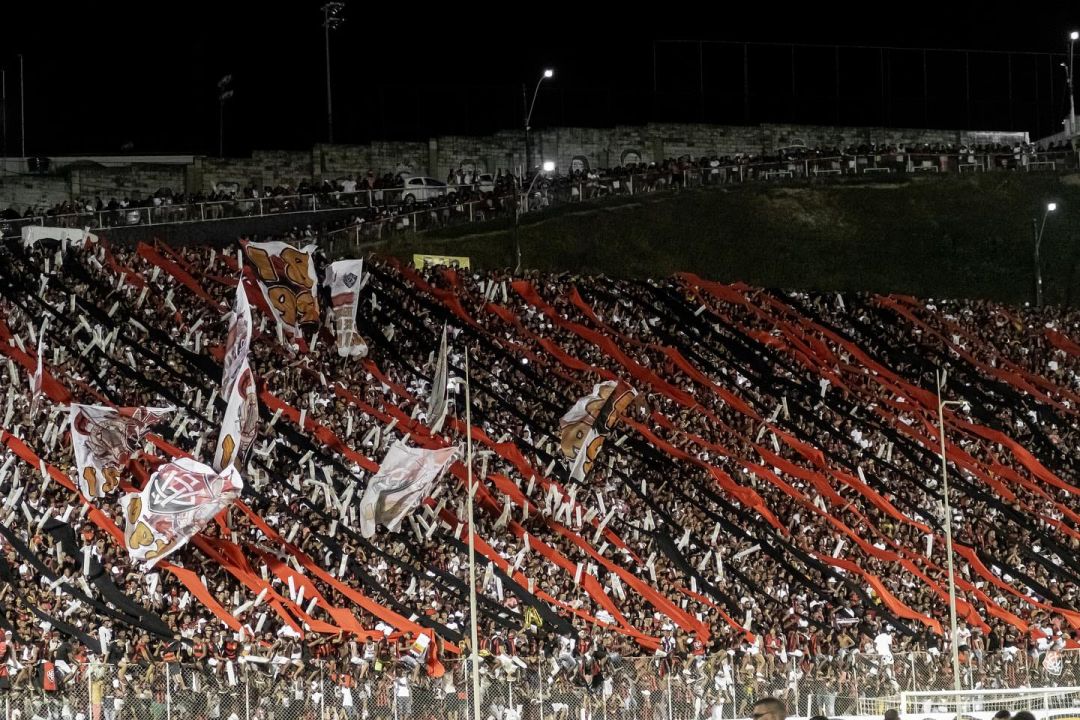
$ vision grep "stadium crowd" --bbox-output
[4,229,1080,718]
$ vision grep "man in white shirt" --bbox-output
[394,674,412,717]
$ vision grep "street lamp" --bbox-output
[1033,201,1057,308]
[322,2,345,144]
[935,369,965,694]
[1069,32,1079,144]
[523,68,554,179]
[512,161,556,273]
[217,75,234,158]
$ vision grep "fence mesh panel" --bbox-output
[9,649,1080,720]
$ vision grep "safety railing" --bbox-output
[2,149,1077,242]
[8,648,1080,720]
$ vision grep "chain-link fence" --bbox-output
[7,649,1080,720]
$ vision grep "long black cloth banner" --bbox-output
[26,605,102,655]
[0,523,170,642]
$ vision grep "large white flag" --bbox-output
[30,321,46,398]
[214,281,258,472]
[242,240,319,343]
[70,404,174,498]
[31,342,43,397]
[359,442,457,538]
[323,259,368,357]
[558,380,638,481]
[121,457,243,569]
[426,324,449,433]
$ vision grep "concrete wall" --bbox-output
[1,122,1031,212]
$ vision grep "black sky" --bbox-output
[3,2,1080,156]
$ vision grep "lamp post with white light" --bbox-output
[523,69,554,179]
[1033,201,1057,308]
[512,160,556,273]
[1070,32,1078,145]
[321,2,345,144]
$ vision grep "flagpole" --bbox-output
[464,348,482,720]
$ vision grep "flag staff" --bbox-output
[464,347,482,720]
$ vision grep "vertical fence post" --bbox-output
[538,653,545,720]
[165,661,172,720]
[87,660,94,720]
[245,672,251,720]
[666,670,674,720]
[320,666,326,720]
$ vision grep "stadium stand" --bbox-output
[3,139,1076,247]
[4,230,1080,720]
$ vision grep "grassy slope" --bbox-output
[386,173,1080,305]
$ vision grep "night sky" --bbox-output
[3,2,1080,157]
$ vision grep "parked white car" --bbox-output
[401,176,454,204]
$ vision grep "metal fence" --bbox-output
[4,147,1078,243]
[7,648,1080,720]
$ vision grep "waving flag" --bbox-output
[359,442,457,538]
[214,281,258,472]
[242,240,319,343]
[323,259,368,357]
[121,457,243,569]
[70,404,174,498]
[559,380,638,480]
[30,322,46,398]
[426,324,450,433]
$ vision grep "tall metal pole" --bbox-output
[524,70,552,181]
[2,68,7,168]
[324,6,334,144]
[936,370,962,694]
[1069,34,1077,146]
[1033,205,1055,308]
[19,54,25,158]
[219,98,225,158]
[464,349,482,720]
[522,83,529,180]
[1034,216,1043,308]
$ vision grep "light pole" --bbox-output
[513,160,555,273]
[322,2,345,144]
[1033,201,1057,308]
[1070,32,1078,145]
[217,75,234,158]
[18,54,25,159]
[523,68,554,180]
[935,369,965,694]
[2,67,6,168]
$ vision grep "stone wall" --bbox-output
[0,175,71,212]
[1,121,1031,212]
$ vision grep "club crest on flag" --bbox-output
[324,259,369,358]
[70,404,174,498]
[558,380,639,480]
[122,457,243,569]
